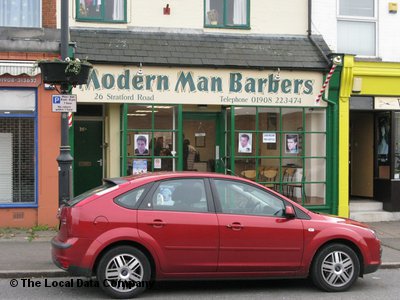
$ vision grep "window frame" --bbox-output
[122,104,179,175]
[0,0,41,28]
[75,0,127,23]
[204,0,250,29]
[225,106,328,208]
[0,88,38,208]
[337,0,378,57]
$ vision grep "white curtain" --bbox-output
[233,0,246,25]
[337,20,376,56]
[0,0,40,27]
[113,0,124,21]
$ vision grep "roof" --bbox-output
[0,27,60,53]
[70,29,331,71]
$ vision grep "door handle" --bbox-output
[148,219,166,228]
[226,222,243,230]
[97,159,103,166]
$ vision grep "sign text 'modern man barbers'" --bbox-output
[76,66,326,107]
[86,70,314,94]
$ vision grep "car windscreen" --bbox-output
[67,182,116,206]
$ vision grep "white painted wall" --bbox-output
[64,0,308,35]
[379,0,400,61]
[312,0,400,62]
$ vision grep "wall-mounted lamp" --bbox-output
[164,4,170,15]
[44,83,56,90]
[136,63,144,76]
[274,68,280,81]
[389,2,398,13]
[352,77,362,93]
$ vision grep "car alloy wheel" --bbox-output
[97,246,151,299]
[311,243,360,292]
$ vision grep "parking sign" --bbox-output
[51,95,77,112]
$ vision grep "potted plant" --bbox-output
[37,58,93,86]
[207,9,219,25]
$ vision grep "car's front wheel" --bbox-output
[311,243,360,292]
[97,246,151,299]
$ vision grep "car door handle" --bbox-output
[148,219,166,228]
[226,222,243,230]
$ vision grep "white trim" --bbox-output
[0,61,40,76]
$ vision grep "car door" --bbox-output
[137,178,219,273]
[211,178,304,272]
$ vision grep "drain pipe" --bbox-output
[308,0,331,67]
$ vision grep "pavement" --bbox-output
[0,221,400,279]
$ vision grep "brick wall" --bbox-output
[42,0,57,28]
[0,52,58,61]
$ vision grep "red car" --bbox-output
[52,172,381,298]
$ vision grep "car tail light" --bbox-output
[58,257,70,269]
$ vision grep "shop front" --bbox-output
[339,55,400,215]
[0,61,60,227]
[74,63,340,214]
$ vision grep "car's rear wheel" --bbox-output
[97,246,151,299]
[311,243,360,292]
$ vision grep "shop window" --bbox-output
[124,104,178,174]
[0,0,40,27]
[0,90,36,205]
[376,112,390,179]
[205,0,249,28]
[337,0,376,56]
[395,113,400,180]
[228,106,327,207]
[77,0,126,23]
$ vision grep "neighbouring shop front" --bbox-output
[0,61,60,227]
[339,56,400,216]
[74,63,341,214]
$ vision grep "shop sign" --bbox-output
[375,97,400,110]
[75,66,326,107]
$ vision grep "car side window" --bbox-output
[114,184,149,209]
[213,179,285,217]
[150,179,208,213]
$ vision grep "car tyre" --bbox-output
[97,246,151,299]
[311,243,360,292]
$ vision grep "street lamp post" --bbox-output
[57,0,73,206]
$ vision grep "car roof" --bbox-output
[106,172,243,186]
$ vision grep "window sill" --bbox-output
[204,25,251,30]
[0,203,37,208]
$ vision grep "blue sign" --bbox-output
[52,95,61,104]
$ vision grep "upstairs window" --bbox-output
[0,0,40,27]
[77,0,126,23]
[205,0,249,28]
[337,0,376,56]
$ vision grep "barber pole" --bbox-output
[315,56,342,103]
[68,112,73,128]
[315,63,337,104]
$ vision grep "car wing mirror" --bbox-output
[285,205,296,218]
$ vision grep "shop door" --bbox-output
[74,120,103,196]
[349,112,373,198]
[182,113,223,173]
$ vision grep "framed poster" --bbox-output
[285,134,299,154]
[238,133,252,153]
[134,134,149,155]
